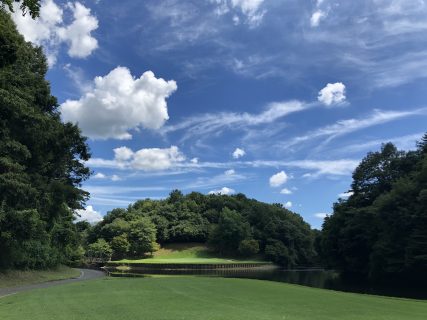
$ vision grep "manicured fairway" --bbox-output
[0,276,425,320]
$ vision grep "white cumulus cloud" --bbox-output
[269,171,288,187]
[208,186,236,195]
[284,201,292,208]
[93,172,106,179]
[114,146,134,162]
[10,0,98,65]
[57,2,98,58]
[318,82,346,106]
[113,146,185,171]
[74,205,103,224]
[61,67,177,140]
[232,147,246,159]
[280,188,292,195]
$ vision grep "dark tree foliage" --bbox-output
[320,136,427,283]
[1,0,40,18]
[208,207,251,255]
[88,191,316,267]
[0,10,90,269]
[238,239,259,257]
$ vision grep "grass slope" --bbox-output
[0,277,425,319]
[0,266,80,288]
[112,243,268,264]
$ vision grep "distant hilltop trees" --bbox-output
[81,190,316,267]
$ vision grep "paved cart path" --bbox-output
[0,269,106,298]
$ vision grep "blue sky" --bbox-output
[11,0,427,228]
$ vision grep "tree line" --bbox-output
[0,8,90,269]
[81,190,316,267]
[318,136,427,283]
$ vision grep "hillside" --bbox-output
[111,243,269,264]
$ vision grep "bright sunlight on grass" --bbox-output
[110,243,269,264]
[0,277,425,320]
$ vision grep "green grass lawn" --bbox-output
[0,266,80,289]
[111,243,269,264]
[0,276,425,319]
[112,257,268,264]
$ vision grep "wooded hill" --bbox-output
[82,191,316,267]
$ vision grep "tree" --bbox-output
[128,217,158,256]
[100,218,130,241]
[350,143,404,206]
[87,239,112,263]
[321,137,427,283]
[208,207,251,255]
[1,0,41,18]
[238,239,259,257]
[0,9,90,269]
[86,191,317,266]
[265,240,294,268]
[111,234,130,260]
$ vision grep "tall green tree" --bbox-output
[208,207,251,255]
[128,217,158,256]
[321,137,427,283]
[0,9,90,268]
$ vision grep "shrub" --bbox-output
[111,234,130,259]
[87,239,112,263]
[238,239,260,257]
[265,240,291,267]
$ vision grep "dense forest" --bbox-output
[81,191,316,267]
[0,8,90,269]
[319,137,427,283]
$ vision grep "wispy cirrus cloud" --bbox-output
[335,132,425,154]
[280,108,427,150]
[211,0,267,27]
[305,0,427,87]
[88,154,359,178]
[161,100,308,142]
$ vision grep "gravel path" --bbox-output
[0,269,106,298]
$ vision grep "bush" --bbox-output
[111,234,130,260]
[87,239,112,263]
[66,245,86,267]
[238,239,259,257]
[208,208,251,255]
[265,240,291,267]
[129,218,158,256]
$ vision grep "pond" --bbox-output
[108,267,426,299]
